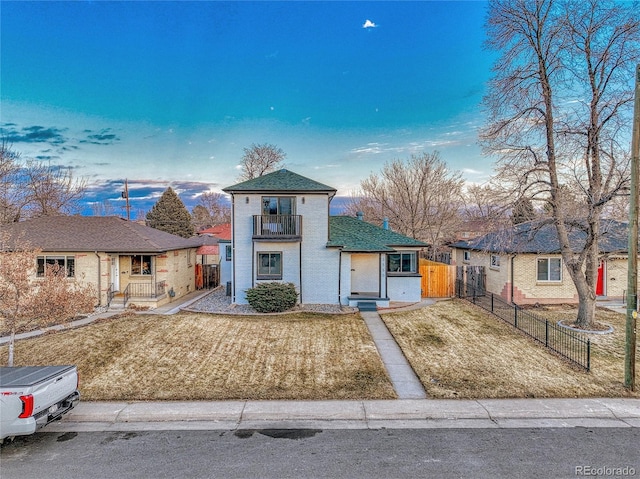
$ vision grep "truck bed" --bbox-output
[0,366,77,388]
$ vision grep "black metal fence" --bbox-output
[455,280,591,371]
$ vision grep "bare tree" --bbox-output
[345,152,464,255]
[22,160,87,218]
[461,183,513,229]
[237,143,286,181]
[91,199,117,217]
[197,191,231,225]
[482,0,639,328]
[0,142,88,222]
[0,241,95,366]
[0,141,26,224]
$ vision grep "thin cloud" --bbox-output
[1,125,68,145]
[362,19,377,29]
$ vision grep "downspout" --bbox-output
[95,252,101,306]
[299,239,303,304]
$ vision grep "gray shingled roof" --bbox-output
[450,219,636,254]
[0,216,205,253]
[223,169,337,194]
[327,216,428,252]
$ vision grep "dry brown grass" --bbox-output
[382,299,639,399]
[0,312,396,401]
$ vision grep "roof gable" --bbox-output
[327,216,427,252]
[0,216,205,253]
[223,169,336,194]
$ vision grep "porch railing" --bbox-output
[252,215,302,239]
[122,280,167,308]
[107,283,115,307]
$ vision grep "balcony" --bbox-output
[253,215,302,241]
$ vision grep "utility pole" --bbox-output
[121,179,131,221]
[626,64,640,391]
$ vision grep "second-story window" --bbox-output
[262,197,295,216]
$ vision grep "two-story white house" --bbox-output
[223,169,427,308]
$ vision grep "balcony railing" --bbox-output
[253,215,302,239]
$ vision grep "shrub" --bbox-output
[245,282,298,313]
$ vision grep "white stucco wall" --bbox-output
[230,192,339,304]
[387,275,422,302]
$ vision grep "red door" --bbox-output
[596,260,605,296]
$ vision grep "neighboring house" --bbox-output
[450,220,640,305]
[222,169,427,308]
[199,223,232,241]
[0,216,206,309]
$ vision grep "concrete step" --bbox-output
[358,301,378,312]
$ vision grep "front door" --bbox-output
[350,254,379,295]
[111,255,120,292]
[596,260,605,296]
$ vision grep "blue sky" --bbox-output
[1,1,494,216]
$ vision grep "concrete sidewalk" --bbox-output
[45,398,640,433]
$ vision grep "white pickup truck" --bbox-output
[0,365,80,443]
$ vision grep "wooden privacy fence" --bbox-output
[419,259,456,298]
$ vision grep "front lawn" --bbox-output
[0,312,396,401]
[381,299,639,399]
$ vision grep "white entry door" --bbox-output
[350,254,379,295]
[111,256,120,292]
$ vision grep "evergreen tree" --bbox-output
[511,197,536,225]
[146,187,193,238]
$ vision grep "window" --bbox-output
[261,196,294,216]
[463,251,471,262]
[257,252,282,279]
[131,255,152,275]
[36,256,75,278]
[490,254,500,269]
[387,252,417,273]
[537,257,562,282]
[225,245,232,261]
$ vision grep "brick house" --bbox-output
[450,220,640,304]
[223,169,427,308]
[0,216,206,309]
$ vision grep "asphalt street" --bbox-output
[2,428,639,479]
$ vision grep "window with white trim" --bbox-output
[387,252,417,273]
[36,256,75,278]
[463,251,471,262]
[257,252,282,279]
[537,257,562,282]
[490,254,500,269]
[225,245,232,261]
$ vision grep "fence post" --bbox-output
[514,305,518,328]
[491,294,494,313]
[545,320,549,348]
[587,339,591,372]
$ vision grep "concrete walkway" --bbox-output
[360,310,427,399]
[45,398,640,432]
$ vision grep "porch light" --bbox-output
[245,197,249,204]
